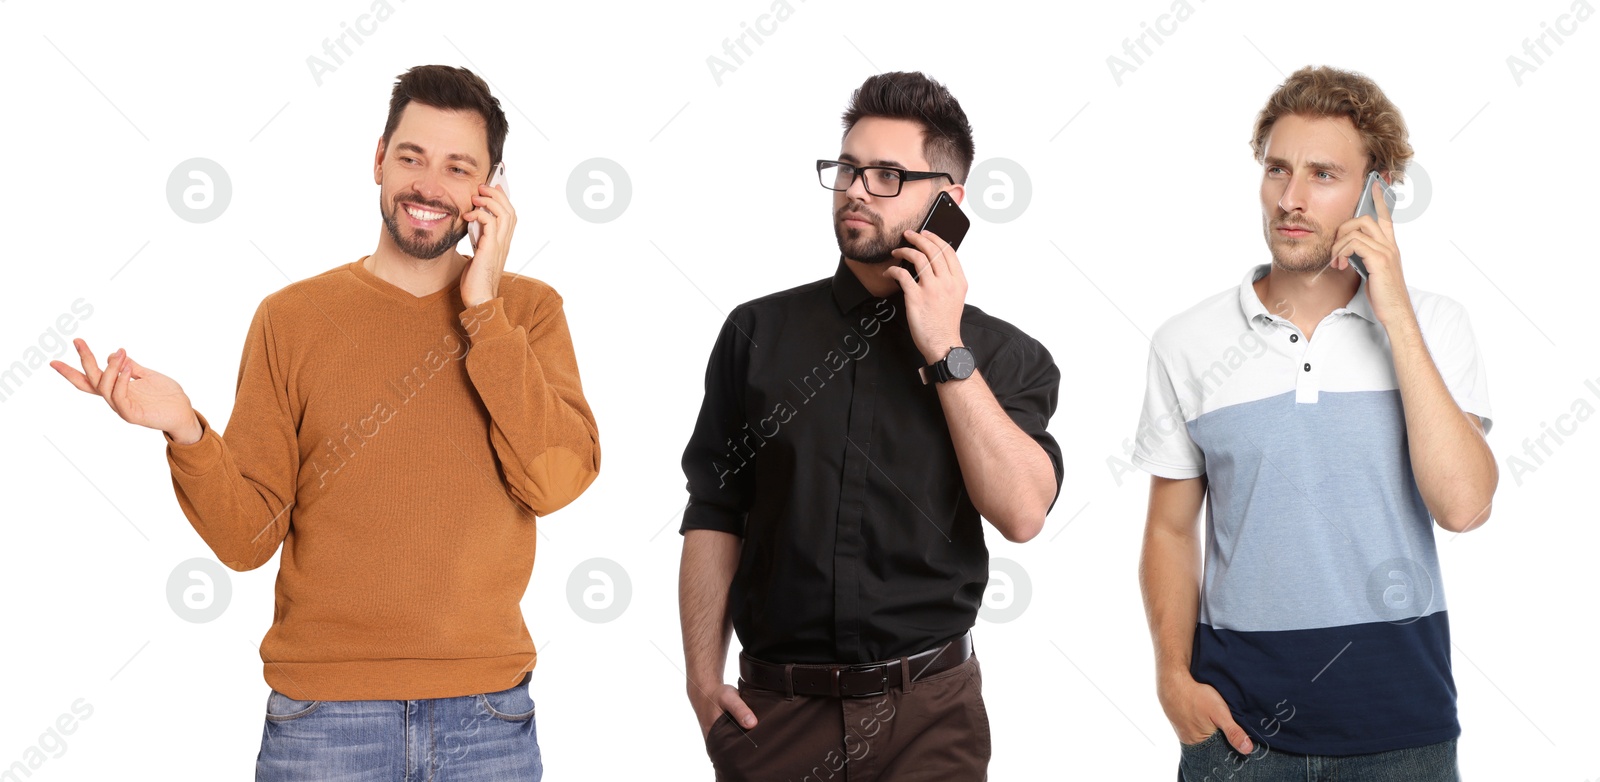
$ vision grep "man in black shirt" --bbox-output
[679,71,1064,780]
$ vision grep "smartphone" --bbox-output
[468,162,509,249]
[897,191,970,281]
[1347,170,1396,278]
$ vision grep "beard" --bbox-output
[381,192,468,260]
[1262,214,1334,273]
[833,192,938,265]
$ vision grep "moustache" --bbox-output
[1274,220,1317,232]
[836,207,880,228]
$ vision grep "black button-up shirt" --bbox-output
[680,258,1064,664]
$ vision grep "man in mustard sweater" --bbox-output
[51,65,599,780]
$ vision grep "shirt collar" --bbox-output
[1238,262,1380,328]
[1238,263,1273,328]
[1342,276,1378,323]
[831,255,883,315]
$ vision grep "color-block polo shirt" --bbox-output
[1132,263,1493,756]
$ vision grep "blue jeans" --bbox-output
[256,672,542,781]
[1178,731,1458,781]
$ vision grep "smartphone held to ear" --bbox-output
[468,162,509,250]
[898,191,970,281]
[1347,170,1396,278]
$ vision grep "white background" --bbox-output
[2,0,1596,778]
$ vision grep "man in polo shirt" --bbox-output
[678,71,1064,780]
[1134,65,1497,780]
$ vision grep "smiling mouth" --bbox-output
[403,203,450,223]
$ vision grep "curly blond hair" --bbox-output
[1250,66,1413,184]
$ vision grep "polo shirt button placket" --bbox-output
[1295,321,1327,403]
[1297,359,1317,401]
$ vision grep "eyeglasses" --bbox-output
[816,160,953,197]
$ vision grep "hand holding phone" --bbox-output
[897,191,970,281]
[469,162,509,250]
[1347,170,1396,278]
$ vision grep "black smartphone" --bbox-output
[897,191,970,280]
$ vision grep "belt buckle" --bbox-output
[837,663,888,698]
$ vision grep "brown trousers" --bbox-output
[704,653,991,781]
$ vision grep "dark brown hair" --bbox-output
[842,71,975,184]
[381,65,508,170]
[1250,65,1413,183]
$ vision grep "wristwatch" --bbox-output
[918,346,975,384]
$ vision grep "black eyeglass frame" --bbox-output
[816,159,954,197]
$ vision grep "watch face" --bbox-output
[947,347,975,379]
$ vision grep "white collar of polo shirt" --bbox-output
[1238,262,1380,333]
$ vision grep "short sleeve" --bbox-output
[984,335,1065,512]
[679,311,756,536]
[1130,342,1206,479]
[1422,300,1493,434]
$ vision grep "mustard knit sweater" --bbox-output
[164,257,600,701]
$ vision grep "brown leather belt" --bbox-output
[738,632,973,698]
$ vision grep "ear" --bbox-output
[945,183,966,207]
[1380,170,1395,187]
[373,137,386,186]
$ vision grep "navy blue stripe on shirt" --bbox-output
[1191,611,1459,756]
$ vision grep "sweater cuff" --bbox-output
[459,297,515,343]
[167,410,222,476]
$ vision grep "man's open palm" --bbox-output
[52,338,197,439]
